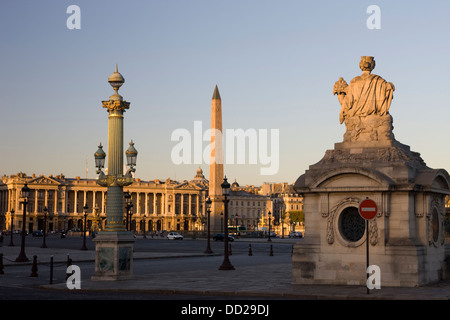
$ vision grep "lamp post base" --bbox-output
[15,255,29,263]
[91,231,135,281]
[219,262,235,270]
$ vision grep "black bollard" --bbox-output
[49,255,54,284]
[30,255,38,277]
[229,243,232,256]
[0,253,4,274]
[269,244,273,256]
[66,256,72,281]
[248,244,253,256]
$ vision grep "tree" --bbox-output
[286,210,304,231]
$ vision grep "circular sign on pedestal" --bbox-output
[358,199,377,220]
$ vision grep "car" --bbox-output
[166,232,183,240]
[32,230,43,237]
[213,233,235,241]
[288,231,303,238]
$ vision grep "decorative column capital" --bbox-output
[96,174,134,188]
[102,99,130,112]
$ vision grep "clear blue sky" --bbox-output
[1,1,449,186]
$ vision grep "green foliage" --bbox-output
[287,210,304,223]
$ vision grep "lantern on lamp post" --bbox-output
[94,143,106,175]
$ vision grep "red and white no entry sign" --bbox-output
[359,199,377,220]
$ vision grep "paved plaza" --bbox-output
[0,236,449,300]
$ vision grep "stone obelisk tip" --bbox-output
[212,85,221,100]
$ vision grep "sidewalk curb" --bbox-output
[39,283,448,300]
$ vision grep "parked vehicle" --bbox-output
[166,231,183,240]
[268,231,277,238]
[32,230,43,237]
[288,231,303,238]
[213,233,235,242]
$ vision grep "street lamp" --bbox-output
[15,183,30,262]
[41,206,48,248]
[80,203,89,250]
[125,192,133,231]
[268,211,272,242]
[235,213,239,237]
[219,177,234,270]
[8,209,15,247]
[192,214,197,239]
[142,214,147,239]
[126,140,138,170]
[124,191,131,230]
[204,197,213,254]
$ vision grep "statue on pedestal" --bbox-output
[293,56,450,288]
[333,56,396,143]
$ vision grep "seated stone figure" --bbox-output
[333,56,395,143]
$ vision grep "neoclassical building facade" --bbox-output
[0,169,289,235]
[0,169,210,234]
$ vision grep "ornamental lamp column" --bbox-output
[41,206,48,248]
[8,209,15,247]
[204,197,213,254]
[268,211,272,242]
[91,66,138,281]
[219,177,234,270]
[15,184,30,262]
[80,203,88,251]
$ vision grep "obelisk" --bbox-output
[209,85,224,234]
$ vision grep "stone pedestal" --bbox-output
[91,231,135,281]
[293,56,450,287]
[292,137,450,287]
